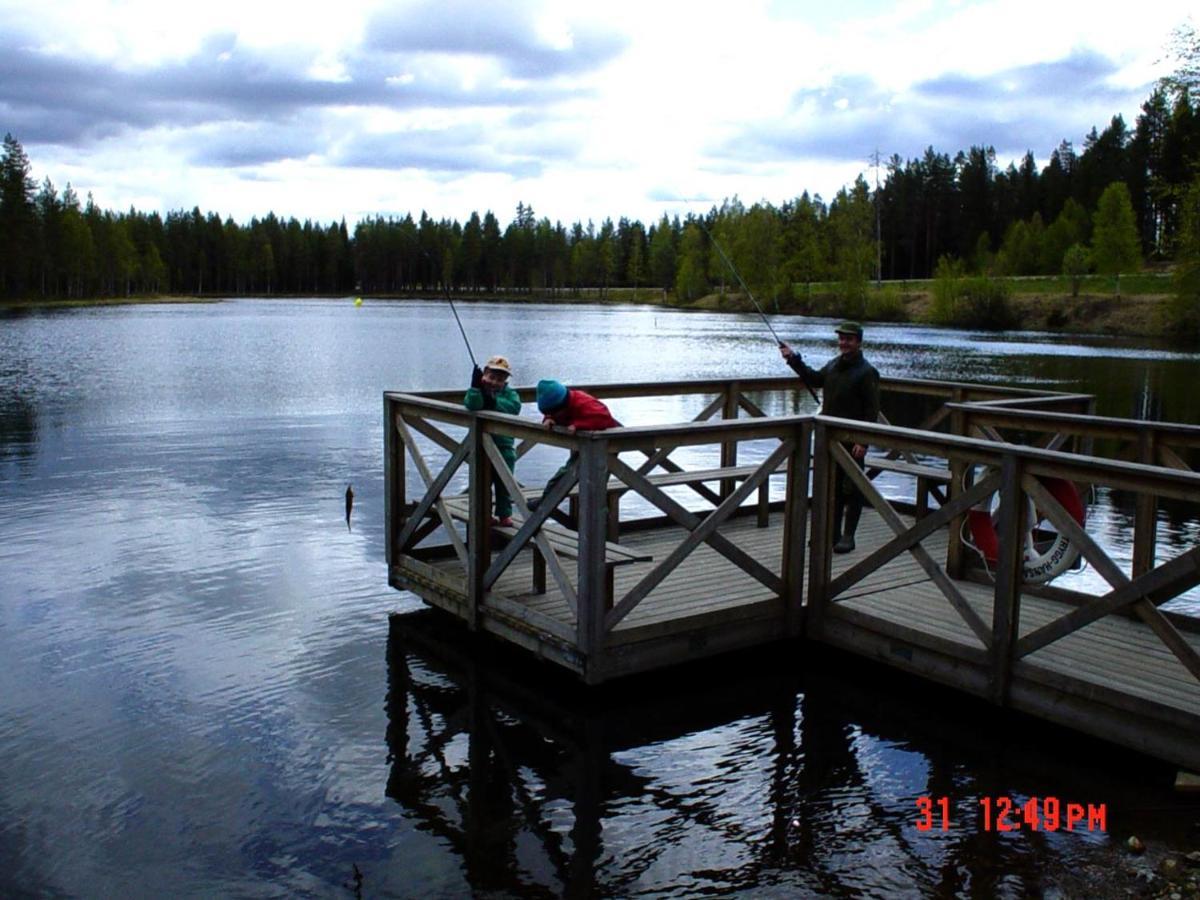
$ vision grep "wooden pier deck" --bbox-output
[385,376,1200,770]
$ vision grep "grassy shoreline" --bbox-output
[680,288,1177,338]
[0,284,1183,340]
[0,295,223,310]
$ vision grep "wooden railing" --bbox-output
[387,374,1056,548]
[948,404,1200,578]
[389,375,1047,552]
[806,416,1200,705]
[384,376,1103,675]
[385,385,814,666]
[592,417,811,646]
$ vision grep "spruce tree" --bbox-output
[0,133,36,297]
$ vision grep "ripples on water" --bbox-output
[386,613,1194,898]
[1,299,1198,896]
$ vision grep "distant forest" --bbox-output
[1,39,1198,305]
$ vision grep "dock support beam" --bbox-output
[782,420,810,636]
[946,388,967,579]
[720,381,740,500]
[384,397,406,566]
[1134,430,1158,578]
[577,438,610,680]
[805,423,835,638]
[990,454,1023,704]
[466,419,492,630]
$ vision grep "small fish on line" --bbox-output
[345,484,354,532]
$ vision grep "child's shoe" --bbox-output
[497,516,514,527]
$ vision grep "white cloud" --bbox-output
[3,0,1193,227]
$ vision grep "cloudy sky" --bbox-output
[2,0,1194,229]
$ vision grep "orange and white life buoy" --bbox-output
[966,474,1086,584]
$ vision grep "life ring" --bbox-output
[966,474,1085,584]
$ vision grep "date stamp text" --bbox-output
[915,796,1107,833]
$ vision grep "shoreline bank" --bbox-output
[0,289,1184,340]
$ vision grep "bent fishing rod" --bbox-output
[424,250,478,369]
[696,220,784,345]
[445,285,478,369]
[695,219,820,404]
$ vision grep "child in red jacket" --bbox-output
[536,379,621,432]
[528,380,621,510]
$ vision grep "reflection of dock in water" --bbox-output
[386,610,1189,896]
[386,376,1200,770]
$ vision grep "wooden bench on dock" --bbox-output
[863,454,951,517]
[541,463,779,539]
[442,496,652,609]
[545,455,951,536]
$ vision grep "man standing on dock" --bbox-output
[779,321,880,553]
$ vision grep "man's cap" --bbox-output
[835,321,863,338]
[484,355,512,375]
[536,379,568,413]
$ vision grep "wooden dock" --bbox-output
[385,376,1200,770]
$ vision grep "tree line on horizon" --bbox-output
[1,32,1198,309]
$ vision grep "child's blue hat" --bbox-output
[537,379,568,413]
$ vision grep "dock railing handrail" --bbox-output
[949,401,1200,575]
[387,386,815,672]
[401,374,1074,407]
[809,415,1200,705]
[948,402,1200,453]
[385,375,1105,681]
[955,393,1097,410]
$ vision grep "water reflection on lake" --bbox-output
[1,299,1198,896]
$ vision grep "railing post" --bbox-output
[1078,395,1098,457]
[720,380,740,500]
[465,418,492,631]
[384,396,404,566]
[805,421,835,638]
[782,419,811,637]
[1133,430,1158,578]
[576,436,609,680]
[946,389,967,578]
[384,400,398,566]
[990,453,1023,705]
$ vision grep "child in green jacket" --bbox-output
[463,355,522,526]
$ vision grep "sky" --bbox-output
[2,0,1195,230]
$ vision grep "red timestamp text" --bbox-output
[915,796,1107,833]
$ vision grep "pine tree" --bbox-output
[0,133,36,297]
[648,215,677,292]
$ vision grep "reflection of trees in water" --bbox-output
[0,325,40,463]
[0,389,38,463]
[384,614,1148,896]
[1017,350,1193,427]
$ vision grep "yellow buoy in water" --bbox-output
[354,296,363,307]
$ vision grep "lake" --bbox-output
[1,298,1197,897]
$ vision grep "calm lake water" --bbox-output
[2,298,1198,897]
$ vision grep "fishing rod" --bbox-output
[444,285,478,369]
[424,250,478,368]
[696,219,785,346]
[694,217,820,404]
